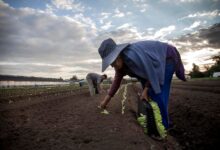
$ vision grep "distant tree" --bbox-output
[203,65,211,77]
[70,75,78,81]
[193,63,200,72]
[209,54,220,74]
[189,54,220,78]
[212,55,220,65]
[204,65,210,71]
[0,75,64,81]
[189,63,204,78]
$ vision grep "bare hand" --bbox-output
[140,87,149,101]
[100,89,106,94]
[141,92,148,101]
[100,100,107,109]
[99,95,111,109]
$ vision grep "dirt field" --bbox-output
[0,79,220,150]
[169,79,220,150]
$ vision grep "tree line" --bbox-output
[0,75,64,82]
[189,54,220,78]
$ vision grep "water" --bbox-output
[0,81,70,88]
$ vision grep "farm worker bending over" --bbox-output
[98,38,186,129]
[86,73,107,96]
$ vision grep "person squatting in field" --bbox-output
[86,73,107,96]
[98,38,186,130]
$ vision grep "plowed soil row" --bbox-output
[1,79,219,150]
[169,80,220,150]
[0,84,179,150]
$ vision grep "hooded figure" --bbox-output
[98,38,186,130]
[86,73,107,96]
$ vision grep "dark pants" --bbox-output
[140,59,175,129]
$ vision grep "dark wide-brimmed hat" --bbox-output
[98,38,129,72]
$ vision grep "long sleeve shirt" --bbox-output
[108,44,186,97]
[86,73,103,87]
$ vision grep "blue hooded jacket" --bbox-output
[122,40,168,94]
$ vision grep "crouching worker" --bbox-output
[86,73,107,96]
[98,38,186,139]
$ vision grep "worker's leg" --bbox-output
[148,60,175,129]
[86,77,95,96]
[95,86,99,94]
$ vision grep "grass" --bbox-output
[0,83,112,101]
[0,84,87,100]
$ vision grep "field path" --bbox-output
[0,84,179,150]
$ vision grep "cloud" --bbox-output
[169,23,220,71]
[181,48,219,71]
[179,10,220,20]
[173,23,220,50]
[153,25,176,39]
[111,26,142,42]
[51,0,85,12]
[71,13,97,32]
[161,0,201,3]
[126,11,132,15]
[101,21,113,30]
[0,2,99,78]
[131,0,149,13]
[183,21,201,31]
[99,12,112,25]
[81,59,101,64]
[113,8,125,18]
[199,23,220,48]
[100,12,111,18]
[97,24,177,45]
[98,9,132,30]
[1,0,219,78]
[0,62,65,77]
[117,23,131,29]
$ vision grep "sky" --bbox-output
[0,0,220,79]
